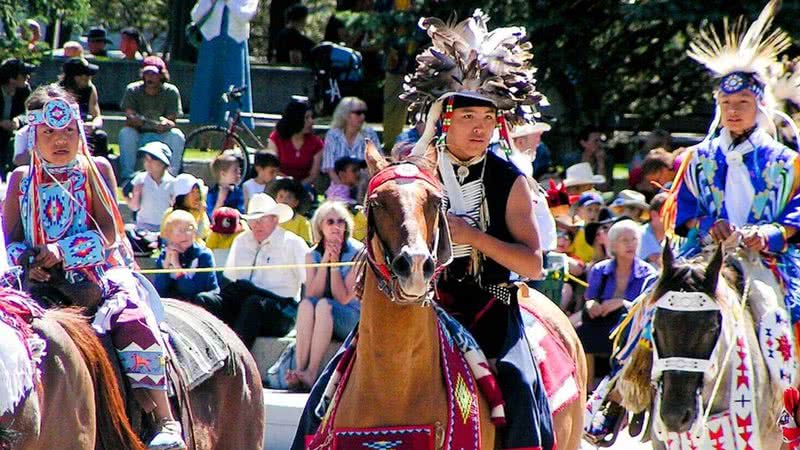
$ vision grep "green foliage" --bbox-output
[84,0,169,45]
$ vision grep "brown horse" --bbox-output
[318,142,586,449]
[0,287,264,450]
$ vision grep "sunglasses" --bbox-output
[351,110,367,115]
[325,218,347,226]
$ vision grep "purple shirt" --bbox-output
[584,257,658,303]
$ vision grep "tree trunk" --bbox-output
[168,0,197,62]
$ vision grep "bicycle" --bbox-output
[181,85,267,182]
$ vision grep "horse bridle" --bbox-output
[650,290,726,440]
[364,162,453,304]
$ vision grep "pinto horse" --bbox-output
[632,245,785,450]
[307,142,586,449]
[0,281,264,449]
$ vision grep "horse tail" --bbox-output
[47,309,146,450]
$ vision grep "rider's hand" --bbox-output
[742,228,768,252]
[585,300,603,319]
[709,219,735,243]
[34,243,63,269]
[446,214,477,245]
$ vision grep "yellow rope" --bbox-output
[565,272,589,288]
[137,261,356,275]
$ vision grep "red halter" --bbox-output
[364,162,451,302]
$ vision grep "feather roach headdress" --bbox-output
[770,56,800,113]
[405,9,545,155]
[686,0,794,139]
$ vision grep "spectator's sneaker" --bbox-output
[147,418,186,450]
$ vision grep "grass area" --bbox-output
[612,164,629,180]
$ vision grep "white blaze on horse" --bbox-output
[619,244,795,450]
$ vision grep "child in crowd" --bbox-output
[270,177,313,244]
[127,141,175,232]
[162,173,210,242]
[324,157,364,204]
[566,191,605,263]
[609,189,649,224]
[554,227,587,326]
[206,151,244,217]
[154,210,223,317]
[206,206,247,266]
[243,152,280,209]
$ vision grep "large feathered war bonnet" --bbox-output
[687,0,797,144]
[402,10,546,157]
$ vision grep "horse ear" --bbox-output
[365,139,388,176]
[704,244,724,295]
[661,237,675,278]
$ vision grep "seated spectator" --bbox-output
[609,189,649,224]
[127,141,175,232]
[325,156,364,204]
[223,194,309,347]
[206,151,244,216]
[85,27,113,58]
[60,41,85,58]
[638,192,669,268]
[163,173,211,242]
[554,227,586,324]
[639,148,676,196]
[289,201,363,391]
[118,56,185,183]
[394,115,425,146]
[583,210,616,268]
[0,58,34,177]
[270,177,313,244]
[154,210,223,317]
[510,120,553,179]
[24,20,42,52]
[206,206,247,264]
[577,127,609,191]
[267,98,323,187]
[322,97,382,184]
[565,191,604,263]
[577,219,657,386]
[58,57,109,157]
[244,152,280,208]
[120,28,144,60]
[562,162,606,196]
[273,5,315,65]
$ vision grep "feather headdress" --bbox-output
[401,9,544,116]
[770,56,800,113]
[687,0,791,99]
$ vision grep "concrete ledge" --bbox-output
[264,389,307,450]
[251,336,341,386]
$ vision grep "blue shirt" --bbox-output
[585,257,658,303]
[309,238,363,307]
[206,184,245,217]
[154,242,219,299]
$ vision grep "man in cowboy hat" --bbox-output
[509,120,552,178]
[222,193,309,348]
[562,161,606,196]
[85,26,113,58]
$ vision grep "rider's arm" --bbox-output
[467,176,543,279]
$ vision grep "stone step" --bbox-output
[250,336,341,387]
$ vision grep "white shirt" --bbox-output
[242,178,266,204]
[224,227,309,300]
[132,171,175,229]
[191,0,259,43]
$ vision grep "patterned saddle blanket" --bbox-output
[0,288,46,415]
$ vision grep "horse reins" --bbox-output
[363,162,451,304]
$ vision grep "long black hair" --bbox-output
[275,99,310,140]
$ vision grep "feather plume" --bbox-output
[769,56,800,110]
[401,9,543,117]
[687,0,791,81]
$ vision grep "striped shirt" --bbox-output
[321,127,382,171]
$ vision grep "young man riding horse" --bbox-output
[2,84,186,450]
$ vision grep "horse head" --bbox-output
[649,242,730,437]
[363,140,452,304]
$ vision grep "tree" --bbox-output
[0,0,90,61]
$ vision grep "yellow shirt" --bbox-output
[206,230,245,249]
[352,209,367,242]
[568,227,595,264]
[280,214,313,244]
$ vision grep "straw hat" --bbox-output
[610,189,650,220]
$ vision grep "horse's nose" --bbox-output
[392,249,435,280]
[661,404,696,433]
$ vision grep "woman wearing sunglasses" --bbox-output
[288,201,363,391]
[321,96,381,186]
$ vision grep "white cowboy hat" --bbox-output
[509,121,552,139]
[244,193,293,223]
[563,162,606,187]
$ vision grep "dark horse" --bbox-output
[0,266,264,450]
[630,245,783,449]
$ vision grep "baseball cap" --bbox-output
[142,55,167,75]
[210,207,244,234]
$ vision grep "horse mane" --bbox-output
[648,254,741,306]
[46,308,146,450]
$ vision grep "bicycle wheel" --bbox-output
[182,125,251,184]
